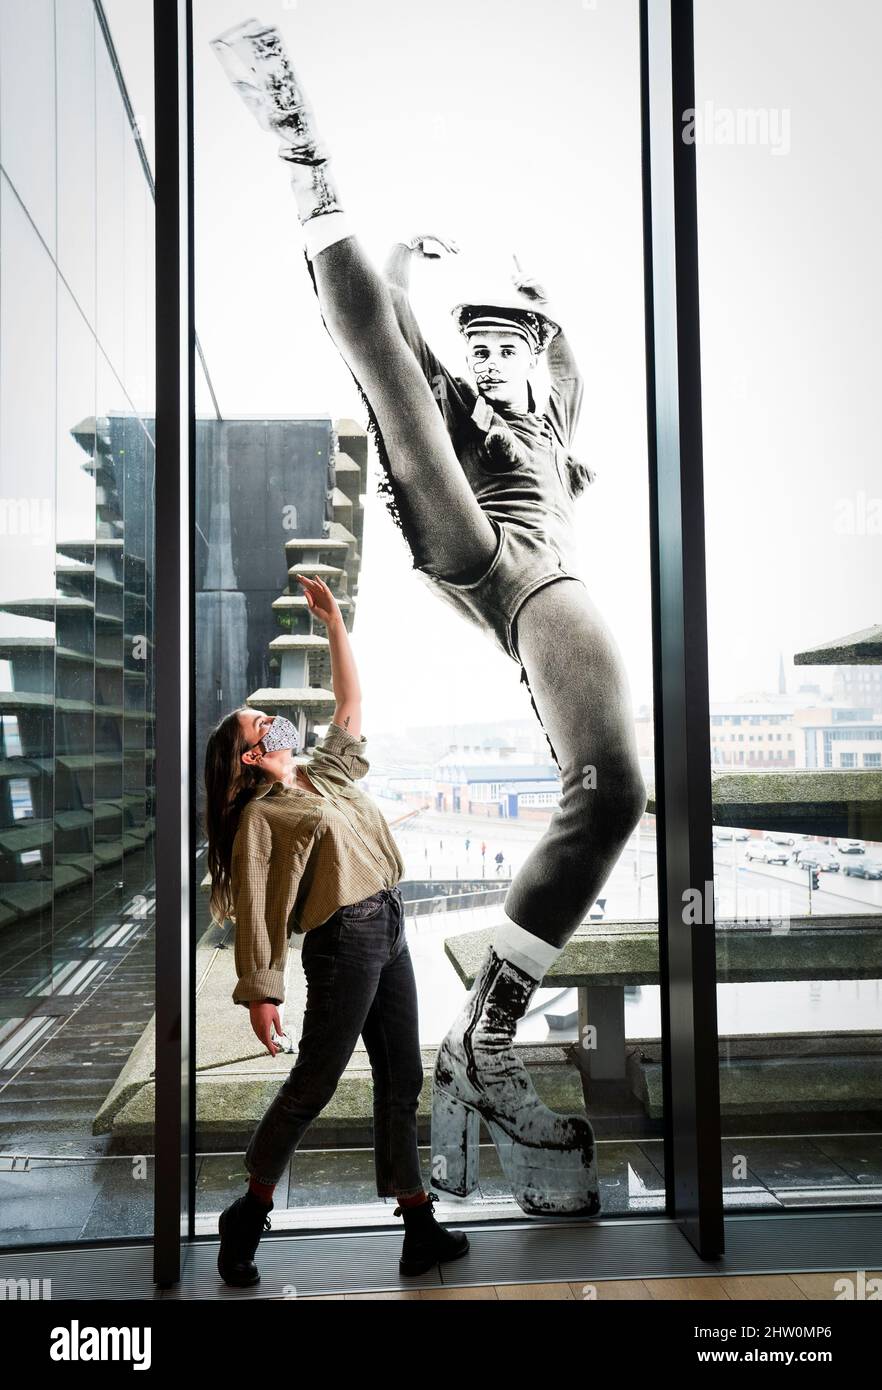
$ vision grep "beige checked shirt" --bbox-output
[229,720,405,1008]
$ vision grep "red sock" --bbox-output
[248,1177,276,1204]
[396,1191,428,1208]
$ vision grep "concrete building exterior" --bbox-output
[195,414,368,820]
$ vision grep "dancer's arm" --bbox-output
[382,234,459,295]
[382,236,471,414]
[545,327,585,447]
[513,268,585,446]
[546,324,583,390]
[383,240,415,294]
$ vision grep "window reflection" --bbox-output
[0,0,156,1247]
[57,0,97,322]
[0,0,57,255]
[96,28,126,384]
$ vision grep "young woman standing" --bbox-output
[204,575,468,1286]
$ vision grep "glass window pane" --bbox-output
[56,0,97,324]
[194,0,658,1233]
[0,0,57,255]
[0,2,156,1249]
[694,0,882,1211]
[96,29,126,383]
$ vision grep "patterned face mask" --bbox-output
[257,715,300,754]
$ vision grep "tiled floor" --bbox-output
[288,1271,880,1300]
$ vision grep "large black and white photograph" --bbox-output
[203,10,647,1247]
[0,0,880,1331]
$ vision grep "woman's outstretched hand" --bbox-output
[295,573,342,627]
[249,1000,283,1057]
[407,233,460,259]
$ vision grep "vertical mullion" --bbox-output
[153,0,194,1287]
[640,0,724,1259]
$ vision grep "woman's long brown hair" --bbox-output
[203,705,267,925]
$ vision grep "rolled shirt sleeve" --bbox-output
[230,808,287,1008]
[307,720,370,786]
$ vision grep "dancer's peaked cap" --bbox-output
[451,286,561,355]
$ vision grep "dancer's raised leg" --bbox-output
[210,17,497,579]
[307,236,499,575]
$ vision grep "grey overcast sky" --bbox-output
[105,0,882,736]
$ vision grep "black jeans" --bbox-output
[244,885,425,1198]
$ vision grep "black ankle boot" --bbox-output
[393,1192,469,1277]
[431,943,601,1216]
[217,1192,274,1288]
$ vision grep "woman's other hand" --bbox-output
[295,573,342,627]
[249,1000,283,1057]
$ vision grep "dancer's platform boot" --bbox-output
[393,1193,470,1277]
[210,17,349,254]
[430,920,601,1217]
[217,1191,273,1288]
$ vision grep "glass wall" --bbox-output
[2,0,876,1277]
[193,0,661,1232]
[0,0,156,1246]
[694,0,882,1208]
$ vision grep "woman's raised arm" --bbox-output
[295,574,362,738]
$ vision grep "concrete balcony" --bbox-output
[645,769,882,840]
[245,688,336,718]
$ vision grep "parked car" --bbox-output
[795,848,841,873]
[842,859,882,879]
[713,828,750,842]
[745,841,791,865]
[835,838,866,854]
[793,841,832,864]
[764,830,804,847]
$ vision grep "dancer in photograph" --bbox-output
[210,17,647,1217]
[203,575,468,1285]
